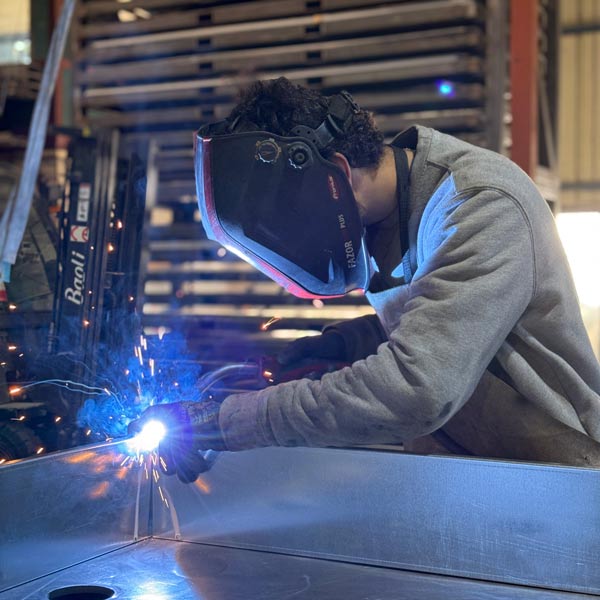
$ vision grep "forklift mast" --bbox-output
[49,130,147,423]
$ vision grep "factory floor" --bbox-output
[2,537,598,600]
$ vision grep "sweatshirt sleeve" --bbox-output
[218,190,535,451]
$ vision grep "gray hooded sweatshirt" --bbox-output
[218,126,600,465]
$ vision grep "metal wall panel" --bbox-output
[559,0,600,211]
[153,447,600,596]
[0,441,149,593]
[2,443,600,596]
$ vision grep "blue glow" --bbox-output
[127,420,166,454]
[438,81,455,96]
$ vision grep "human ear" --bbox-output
[330,152,353,185]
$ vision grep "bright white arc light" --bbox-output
[129,420,166,453]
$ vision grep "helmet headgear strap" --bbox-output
[290,90,360,152]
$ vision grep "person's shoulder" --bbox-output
[425,129,540,205]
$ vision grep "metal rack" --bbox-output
[74,0,509,332]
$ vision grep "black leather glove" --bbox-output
[128,400,226,483]
[277,331,348,366]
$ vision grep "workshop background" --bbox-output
[0,0,598,461]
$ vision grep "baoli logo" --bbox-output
[327,175,339,200]
[65,250,86,305]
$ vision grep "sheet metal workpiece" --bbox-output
[1,443,599,599]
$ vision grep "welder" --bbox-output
[131,77,600,483]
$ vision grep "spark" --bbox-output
[149,358,155,377]
[153,468,159,483]
[144,464,149,479]
[86,429,92,436]
[120,455,131,467]
[55,416,62,423]
[83,319,90,327]
[8,304,16,311]
[106,242,113,251]
[14,415,26,421]
[116,219,123,229]
[0,459,6,465]
[8,345,17,351]
[159,456,167,471]
[260,316,281,331]
[9,386,21,395]
[158,485,165,503]
[9,379,116,399]
[36,447,44,455]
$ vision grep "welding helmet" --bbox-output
[194,92,371,299]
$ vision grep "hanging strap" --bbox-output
[391,146,413,283]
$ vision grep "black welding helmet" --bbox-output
[194,92,371,298]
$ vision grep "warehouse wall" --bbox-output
[558,0,600,357]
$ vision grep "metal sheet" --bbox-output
[3,538,598,600]
[0,441,149,592]
[154,447,600,595]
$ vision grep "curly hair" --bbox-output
[227,77,384,169]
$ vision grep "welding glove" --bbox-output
[277,331,348,366]
[129,400,226,483]
[278,314,388,368]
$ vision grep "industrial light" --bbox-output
[437,80,455,97]
[556,212,600,307]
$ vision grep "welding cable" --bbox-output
[197,363,259,396]
[0,0,76,281]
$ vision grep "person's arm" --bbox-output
[220,190,535,450]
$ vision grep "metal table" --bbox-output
[1,443,599,599]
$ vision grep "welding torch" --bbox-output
[127,355,348,481]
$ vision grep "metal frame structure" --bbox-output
[510,0,560,206]
[1,443,599,598]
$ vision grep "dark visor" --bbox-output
[195,130,371,298]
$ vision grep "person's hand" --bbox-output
[265,331,349,383]
[277,331,348,366]
[128,400,226,483]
